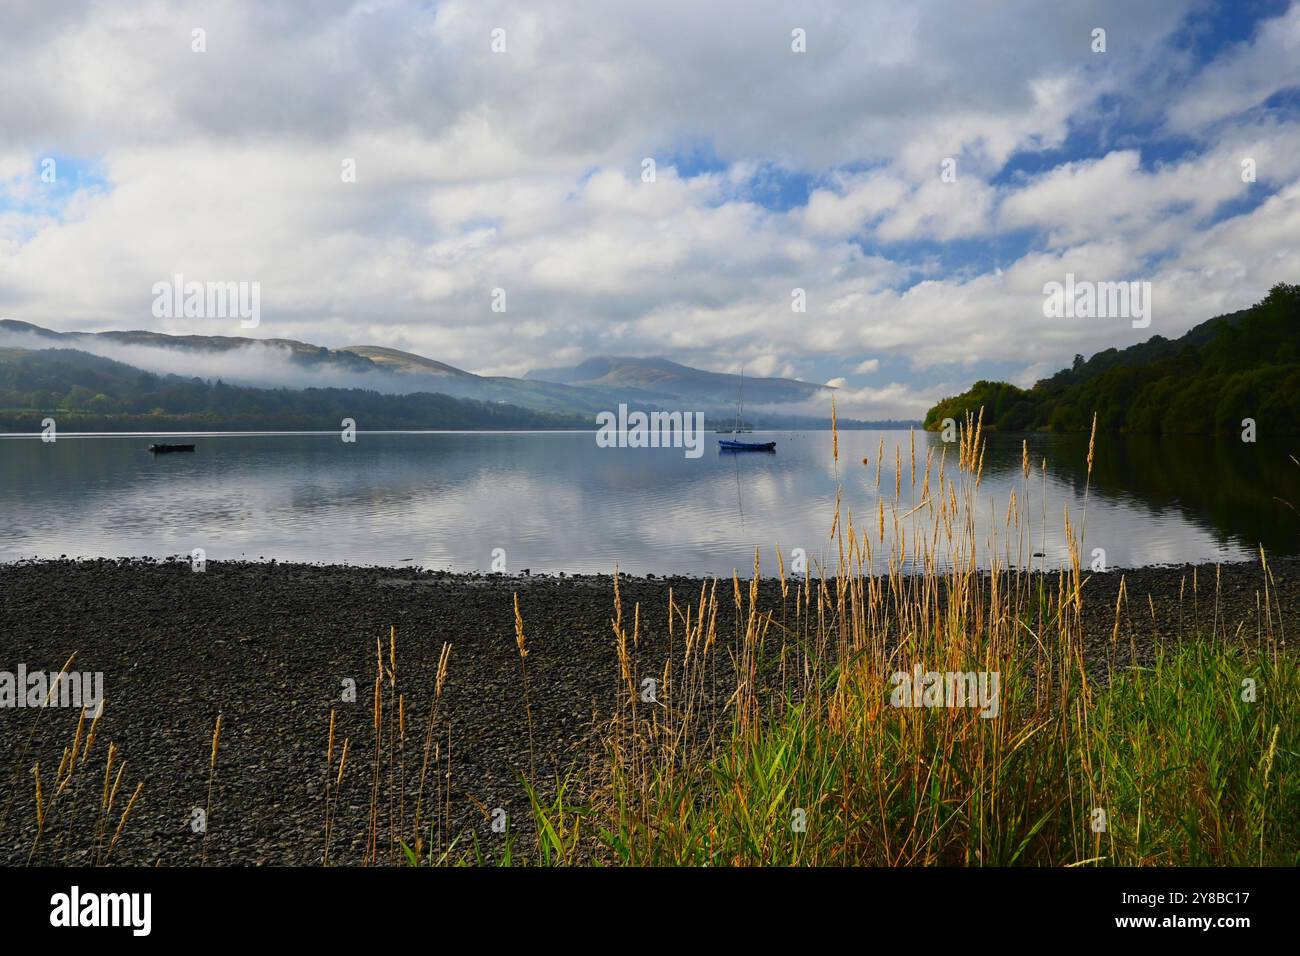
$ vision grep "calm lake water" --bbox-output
[1,430,1297,576]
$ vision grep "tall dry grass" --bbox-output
[0,653,147,866]
[529,409,1298,865]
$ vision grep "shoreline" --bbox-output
[1,549,1288,578]
[2,556,1294,866]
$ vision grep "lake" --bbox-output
[1,430,1296,576]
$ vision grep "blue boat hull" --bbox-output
[718,440,776,452]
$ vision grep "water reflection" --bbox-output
[0,430,1294,575]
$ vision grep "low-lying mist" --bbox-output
[0,328,449,396]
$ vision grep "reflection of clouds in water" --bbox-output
[0,432,1264,575]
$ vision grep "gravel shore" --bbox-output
[1,556,1294,866]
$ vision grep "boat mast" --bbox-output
[736,366,743,432]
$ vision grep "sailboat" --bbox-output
[718,366,775,452]
[716,368,751,434]
[719,437,776,451]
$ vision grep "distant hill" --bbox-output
[0,320,912,428]
[0,322,823,415]
[0,347,588,431]
[0,319,376,372]
[0,319,610,414]
[923,283,1300,435]
[527,356,827,406]
[337,345,471,378]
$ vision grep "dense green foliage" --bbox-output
[546,638,1297,866]
[925,283,1300,434]
[0,347,590,431]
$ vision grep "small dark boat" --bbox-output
[719,439,776,452]
[148,443,195,454]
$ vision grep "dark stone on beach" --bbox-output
[0,556,1293,866]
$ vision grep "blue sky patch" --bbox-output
[0,153,110,225]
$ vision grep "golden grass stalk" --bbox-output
[103,781,144,864]
[323,736,350,866]
[201,713,223,865]
[514,592,538,789]
[0,651,77,837]
[31,763,43,831]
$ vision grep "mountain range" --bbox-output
[0,320,915,431]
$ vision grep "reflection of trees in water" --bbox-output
[981,434,1300,556]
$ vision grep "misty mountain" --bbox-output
[526,356,827,406]
[337,345,472,378]
[0,319,377,373]
[0,346,590,431]
[0,320,911,428]
[0,319,647,415]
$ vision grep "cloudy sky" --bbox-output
[1,0,1298,418]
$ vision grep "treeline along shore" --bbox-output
[924,283,1300,435]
